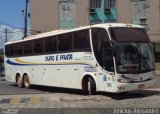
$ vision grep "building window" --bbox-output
[104,0,116,8]
[90,0,102,8]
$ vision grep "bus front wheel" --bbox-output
[82,76,96,95]
[23,74,31,89]
[88,77,96,95]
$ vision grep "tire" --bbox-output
[23,75,31,89]
[16,75,23,87]
[88,77,96,95]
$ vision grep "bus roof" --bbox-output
[5,23,144,45]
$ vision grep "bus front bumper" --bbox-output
[113,78,156,93]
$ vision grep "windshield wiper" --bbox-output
[136,48,151,72]
[141,56,151,71]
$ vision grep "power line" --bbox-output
[0,20,23,30]
[1,31,23,33]
[0,29,24,33]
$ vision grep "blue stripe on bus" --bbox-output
[6,59,25,66]
[6,59,89,66]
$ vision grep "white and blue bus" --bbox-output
[4,23,156,94]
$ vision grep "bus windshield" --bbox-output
[115,43,155,74]
[109,27,155,74]
[109,27,150,42]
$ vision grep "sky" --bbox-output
[0,0,30,28]
[0,0,30,47]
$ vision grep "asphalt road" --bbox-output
[0,77,160,114]
[0,76,160,95]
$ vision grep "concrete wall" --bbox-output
[30,0,89,33]
[75,0,89,27]
[30,0,59,34]
[147,0,160,42]
[30,0,160,43]
[116,0,160,43]
[117,0,131,23]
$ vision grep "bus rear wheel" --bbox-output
[23,74,31,89]
[16,75,23,87]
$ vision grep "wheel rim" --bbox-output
[17,76,22,87]
[88,78,91,95]
[24,75,30,88]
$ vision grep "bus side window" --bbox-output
[10,44,14,57]
[92,28,109,65]
[15,43,23,56]
[73,29,91,51]
[23,41,33,55]
[58,33,72,52]
[44,36,57,53]
[33,39,44,54]
[92,28,114,72]
[5,45,10,57]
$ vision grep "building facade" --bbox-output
[30,0,160,60]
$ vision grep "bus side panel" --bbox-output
[31,66,45,85]
[43,66,61,87]
[5,66,12,82]
[61,65,80,89]
[97,74,105,92]
[30,65,81,89]
[5,58,15,82]
[30,65,62,87]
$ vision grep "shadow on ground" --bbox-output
[15,84,160,100]
[98,89,160,100]
[2,78,158,100]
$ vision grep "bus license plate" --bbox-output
[138,84,145,89]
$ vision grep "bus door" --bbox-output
[102,43,115,91]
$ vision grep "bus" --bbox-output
[4,23,156,94]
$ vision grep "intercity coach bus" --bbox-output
[4,23,156,94]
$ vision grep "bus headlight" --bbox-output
[117,78,131,83]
